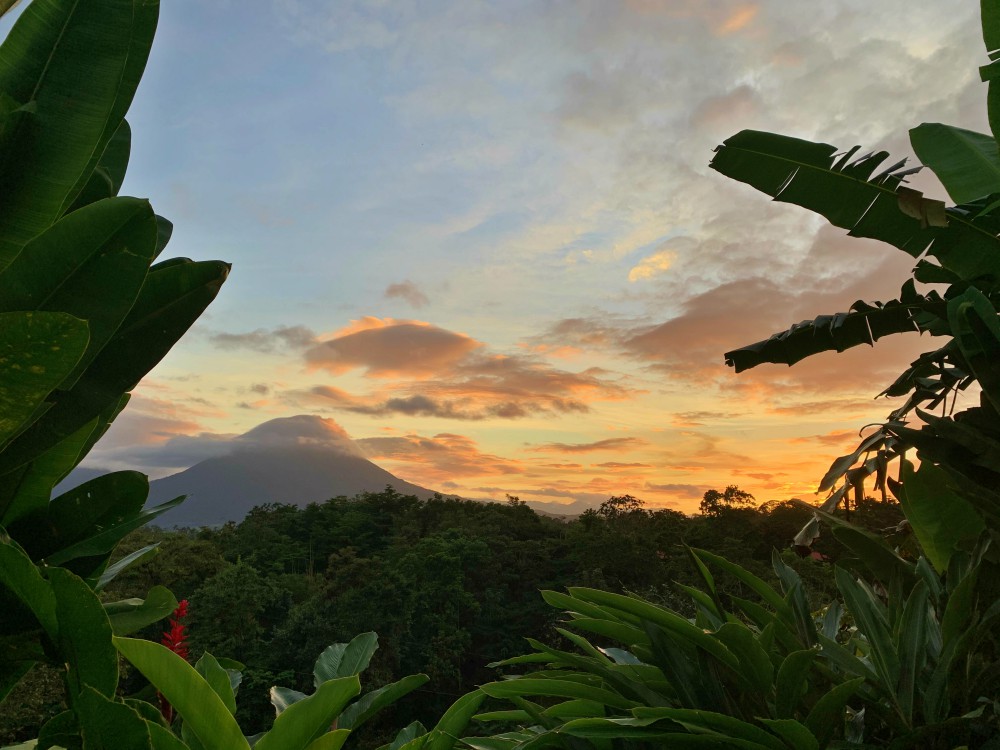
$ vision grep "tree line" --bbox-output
[0,487,903,745]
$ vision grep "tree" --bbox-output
[596,494,646,519]
[699,484,756,516]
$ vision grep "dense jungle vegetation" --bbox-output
[0,489,902,746]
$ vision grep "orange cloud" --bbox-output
[529,437,647,454]
[789,430,862,447]
[306,318,480,377]
[357,432,522,483]
[716,4,758,35]
[293,325,637,419]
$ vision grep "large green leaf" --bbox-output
[66,119,132,212]
[0,392,130,527]
[895,580,930,724]
[711,130,1000,286]
[0,196,157,383]
[713,623,773,695]
[0,0,158,264]
[148,721,191,750]
[0,414,100,526]
[480,679,637,711]
[692,549,790,616]
[338,673,430,730]
[724,286,946,372]
[194,652,238,716]
[567,588,740,670]
[94,542,160,591]
[755,719,818,750]
[897,461,985,572]
[48,567,118,703]
[114,636,250,750]
[811,509,914,586]
[983,0,1000,54]
[0,538,57,637]
[314,632,378,687]
[555,717,688,743]
[835,568,900,696]
[910,123,1000,204]
[0,311,89,449]
[771,551,817,648]
[630,707,786,750]
[36,470,148,555]
[0,661,33,704]
[540,590,621,622]
[77,685,153,750]
[303,730,351,750]
[947,286,1000,412]
[803,677,864,747]
[43,495,184,570]
[255,676,360,750]
[774,649,816,719]
[386,721,427,750]
[0,259,229,475]
[422,690,485,750]
[560,617,649,649]
[36,708,79,750]
[104,585,177,636]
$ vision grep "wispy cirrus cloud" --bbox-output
[384,280,430,309]
[208,325,317,353]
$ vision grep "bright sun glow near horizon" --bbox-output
[3,1,988,514]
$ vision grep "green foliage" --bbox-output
[699,485,756,517]
[467,519,999,748]
[113,632,463,750]
[0,0,228,745]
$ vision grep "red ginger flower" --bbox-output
[161,599,190,660]
[159,600,190,724]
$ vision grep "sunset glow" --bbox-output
[8,0,986,514]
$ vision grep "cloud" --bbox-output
[357,432,522,481]
[672,411,731,426]
[85,414,367,478]
[236,414,363,455]
[789,429,862,447]
[292,318,636,419]
[534,225,929,405]
[83,398,229,476]
[209,325,317,353]
[716,4,758,35]
[643,482,705,498]
[384,280,430,308]
[304,318,480,377]
[596,462,652,469]
[628,248,677,282]
[529,437,646,454]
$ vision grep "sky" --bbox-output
[5,1,991,513]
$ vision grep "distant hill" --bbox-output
[54,414,587,526]
[145,445,437,527]
[57,415,439,527]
